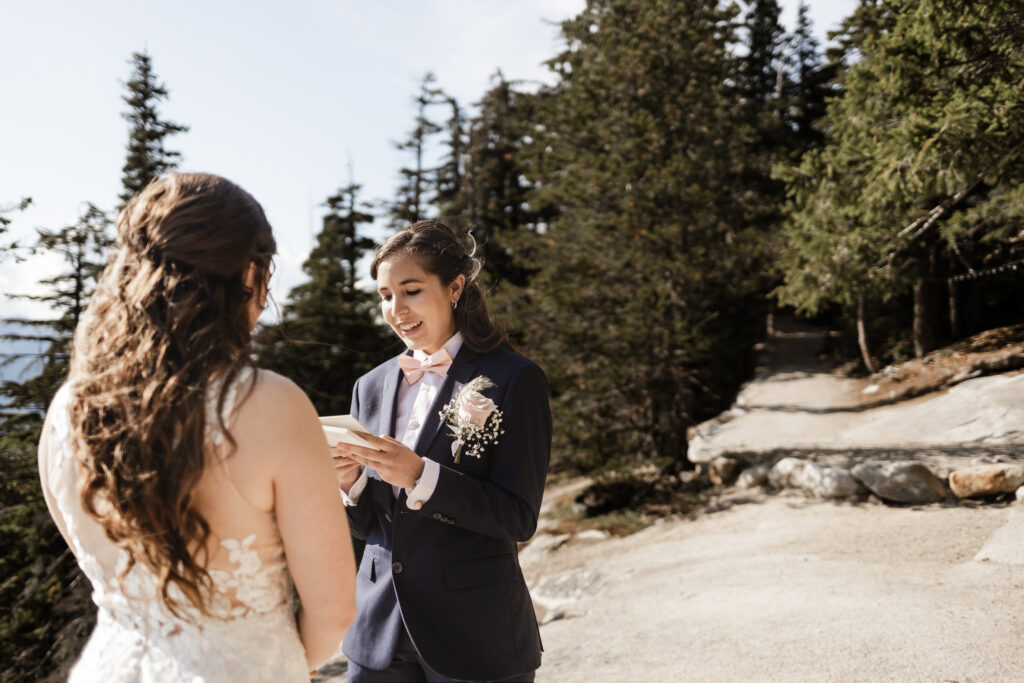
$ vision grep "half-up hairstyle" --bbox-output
[67,172,275,617]
[370,220,508,353]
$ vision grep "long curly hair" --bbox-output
[67,172,276,616]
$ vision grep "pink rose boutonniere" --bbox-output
[439,376,505,464]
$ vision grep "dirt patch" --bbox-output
[855,324,1024,405]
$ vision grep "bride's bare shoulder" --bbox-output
[246,369,314,407]
[230,369,317,434]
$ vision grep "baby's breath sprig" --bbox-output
[438,377,505,464]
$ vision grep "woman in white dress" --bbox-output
[37,172,356,681]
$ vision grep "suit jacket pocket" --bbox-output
[361,545,379,584]
[445,552,515,590]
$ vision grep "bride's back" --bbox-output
[39,173,355,682]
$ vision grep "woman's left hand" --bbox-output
[335,432,425,490]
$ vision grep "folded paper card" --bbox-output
[319,415,379,450]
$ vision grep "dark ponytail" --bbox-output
[370,220,508,353]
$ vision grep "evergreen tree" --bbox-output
[786,1,832,151]
[777,0,1024,360]
[389,73,443,228]
[0,204,110,681]
[460,73,539,289]
[0,197,31,249]
[257,182,393,415]
[735,0,794,292]
[119,51,189,207]
[521,0,766,473]
[433,92,468,222]
[739,0,787,105]
[1,204,112,440]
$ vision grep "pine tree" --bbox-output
[1,204,112,440]
[119,51,189,207]
[257,182,393,415]
[460,73,539,289]
[0,204,110,681]
[0,197,31,249]
[739,0,787,106]
[433,92,468,222]
[389,73,443,228]
[521,0,766,473]
[786,1,832,151]
[777,0,1024,360]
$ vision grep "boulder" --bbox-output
[851,461,948,505]
[768,457,806,489]
[794,462,865,499]
[949,464,1024,499]
[1017,485,1024,503]
[686,433,720,464]
[709,456,743,486]
[737,463,770,489]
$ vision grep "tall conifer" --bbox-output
[389,73,443,228]
[0,205,112,439]
[777,0,1024,359]
[119,51,189,207]
[257,182,392,414]
[522,0,765,472]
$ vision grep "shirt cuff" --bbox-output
[405,458,439,510]
[340,467,368,506]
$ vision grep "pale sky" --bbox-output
[0,0,857,322]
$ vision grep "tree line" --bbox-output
[4,0,1024,678]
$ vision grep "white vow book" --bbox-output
[319,415,381,450]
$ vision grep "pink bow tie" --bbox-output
[398,348,453,385]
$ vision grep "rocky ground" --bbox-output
[319,318,1024,682]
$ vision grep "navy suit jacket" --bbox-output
[341,343,551,681]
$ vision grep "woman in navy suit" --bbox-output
[332,221,551,682]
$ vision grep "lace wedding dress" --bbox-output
[43,371,311,682]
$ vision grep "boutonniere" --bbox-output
[439,376,505,464]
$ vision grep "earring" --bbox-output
[452,299,459,311]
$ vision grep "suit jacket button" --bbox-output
[432,512,442,520]
[392,561,404,575]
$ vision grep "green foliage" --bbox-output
[776,0,1024,355]
[0,436,94,683]
[786,1,833,151]
[739,0,787,105]
[0,198,32,252]
[460,74,544,290]
[1,205,112,441]
[119,51,189,208]
[0,205,110,681]
[519,0,769,472]
[257,183,394,414]
[388,72,444,228]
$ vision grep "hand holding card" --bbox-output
[319,415,381,451]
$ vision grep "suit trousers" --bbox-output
[346,622,536,683]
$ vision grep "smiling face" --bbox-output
[377,253,464,354]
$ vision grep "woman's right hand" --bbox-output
[331,446,363,491]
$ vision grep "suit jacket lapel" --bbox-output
[380,357,404,438]
[368,358,403,496]
[412,345,483,457]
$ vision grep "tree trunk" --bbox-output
[913,248,946,357]
[856,294,878,373]
[948,277,963,341]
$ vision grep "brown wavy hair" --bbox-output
[370,220,508,353]
[67,172,275,616]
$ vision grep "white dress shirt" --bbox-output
[340,333,463,510]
